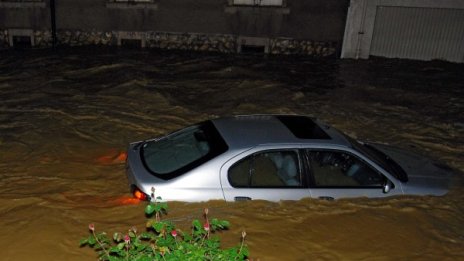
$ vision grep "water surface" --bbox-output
[0,48,463,260]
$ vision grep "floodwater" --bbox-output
[0,48,463,260]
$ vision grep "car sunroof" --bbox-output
[276,115,331,139]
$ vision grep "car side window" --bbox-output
[228,150,302,188]
[307,150,384,187]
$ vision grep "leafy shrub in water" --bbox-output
[80,191,249,261]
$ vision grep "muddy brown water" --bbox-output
[0,48,463,260]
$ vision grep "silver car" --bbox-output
[125,115,455,202]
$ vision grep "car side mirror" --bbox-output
[383,179,393,194]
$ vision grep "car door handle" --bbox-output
[234,196,251,201]
[318,196,334,201]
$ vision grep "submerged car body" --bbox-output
[125,115,455,202]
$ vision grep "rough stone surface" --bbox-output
[146,32,237,53]
[57,30,116,47]
[270,38,337,56]
[1,29,335,57]
[34,30,52,47]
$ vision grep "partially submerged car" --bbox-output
[125,115,455,202]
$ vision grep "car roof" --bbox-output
[210,114,352,150]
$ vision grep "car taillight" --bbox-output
[133,187,149,201]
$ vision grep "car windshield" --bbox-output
[344,135,408,182]
[141,121,228,180]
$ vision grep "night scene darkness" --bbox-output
[0,0,463,260]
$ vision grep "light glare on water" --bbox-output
[0,48,463,260]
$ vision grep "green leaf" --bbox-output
[183,233,193,242]
[79,238,88,246]
[242,247,250,257]
[108,256,121,261]
[135,243,147,251]
[113,232,121,242]
[152,222,164,233]
[88,236,97,246]
[117,242,125,250]
[192,219,201,230]
[109,246,121,253]
[159,202,168,211]
[145,204,155,215]
[220,220,230,228]
[139,232,153,239]
[135,256,153,261]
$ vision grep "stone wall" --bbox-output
[57,30,115,47]
[270,38,337,56]
[34,30,53,47]
[146,32,237,53]
[1,29,337,57]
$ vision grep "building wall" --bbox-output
[0,0,349,55]
[0,1,49,29]
[341,0,464,63]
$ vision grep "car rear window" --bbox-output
[141,121,228,180]
[276,115,331,139]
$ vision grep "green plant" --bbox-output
[80,189,249,261]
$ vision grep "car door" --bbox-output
[220,148,311,201]
[305,148,402,199]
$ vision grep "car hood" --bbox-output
[369,144,455,196]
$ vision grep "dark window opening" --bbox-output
[108,0,154,3]
[121,39,142,48]
[241,45,265,54]
[231,0,285,7]
[12,36,32,48]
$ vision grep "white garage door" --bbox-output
[370,6,464,63]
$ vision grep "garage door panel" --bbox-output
[370,6,464,62]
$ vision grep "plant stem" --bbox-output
[235,235,246,260]
[150,243,157,256]
[126,245,129,261]
[92,231,111,259]
[199,233,208,248]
